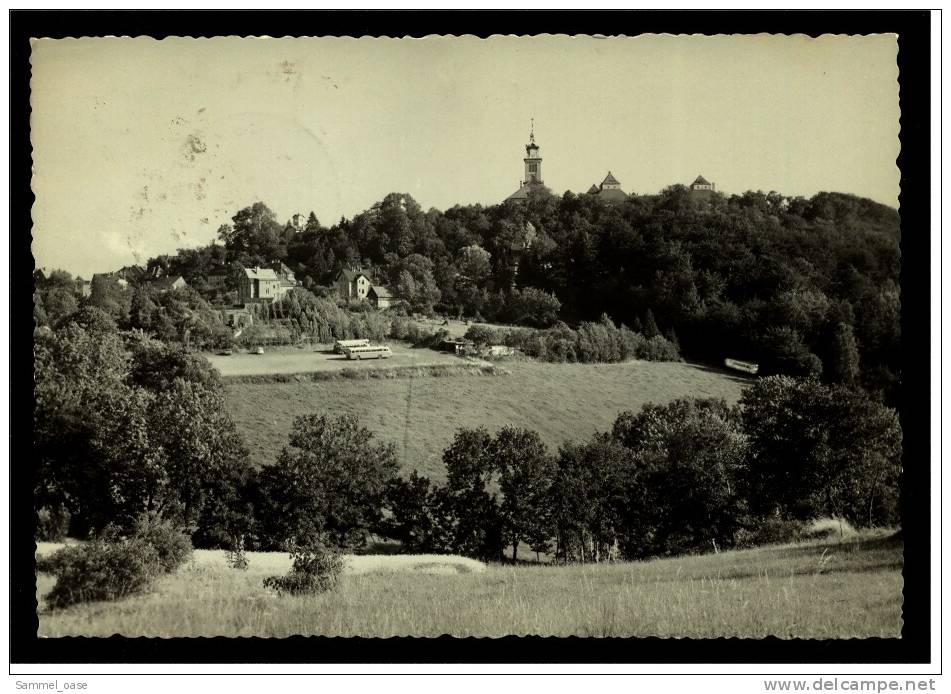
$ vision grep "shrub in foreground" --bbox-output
[225,535,250,570]
[40,517,194,610]
[262,539,343,595]
[131,516,193,573]
[42,535,160,610]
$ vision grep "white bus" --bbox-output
[344,344,393,360]
[724,358,759,375]
[333,338,370,354]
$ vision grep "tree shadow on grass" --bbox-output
[681,361,755,387]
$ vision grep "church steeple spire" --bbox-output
[505,120,548,202]
[523,119,542,185]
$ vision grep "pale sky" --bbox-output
[31,34,900,278]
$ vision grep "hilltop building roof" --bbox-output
[370,285,396,299]
[244,267,279,281]
[585,171,629,203]
[596,187,630,203]
[337,268,372,283]
[149,275,187,291]
[506,182,550,202]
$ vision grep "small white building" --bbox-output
[336,269,373,301]
[149,275,188,293]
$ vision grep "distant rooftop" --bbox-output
[244,267,279,281]
[338,268,371,282]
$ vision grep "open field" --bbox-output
[205,341,478,378]
[36,532,903,638]
[225,359,750,477]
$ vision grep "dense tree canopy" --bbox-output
[255,414,399,549]
[121,188,898,400]
[34,313,252,538]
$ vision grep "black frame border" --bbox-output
[9,9,934,668]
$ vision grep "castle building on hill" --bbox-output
[506,122,551,202]
[505,123,712,204]
[586,171,630,204]
[690,175,715,192]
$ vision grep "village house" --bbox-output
[240,267,282,302]
[148,275,188,293]
[336,268,373,301]
[367,285,398,310]
[267,260,299,294]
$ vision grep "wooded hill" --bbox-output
[143,186,899,401]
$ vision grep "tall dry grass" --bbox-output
[37,531,901,639]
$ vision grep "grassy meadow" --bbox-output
[225,358,750,477]
[37,531,902,638]
[206,341,476,378]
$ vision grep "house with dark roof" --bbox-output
[148,275,188,293]
[115,265,149,285]
[336,268,373,302]
[240,267,282,302]
[586,171,630,203]
[367,285,399,310]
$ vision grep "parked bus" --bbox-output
[333,338,370,354]
[724,358,759,375]
[343,344,393,360]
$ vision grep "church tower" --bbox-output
[506,119,549,203]
[523,120,543,185]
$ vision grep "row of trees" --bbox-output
[34,270,233,350]
[465,314,681,364]
[137,187,901,401]
[380,378,901,562]
[34,308,900,560]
